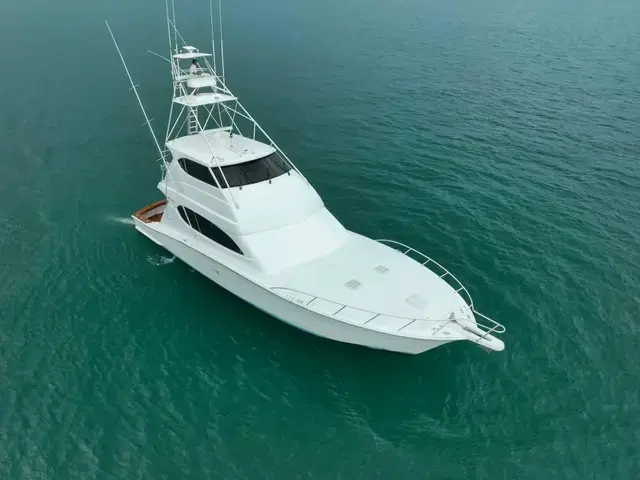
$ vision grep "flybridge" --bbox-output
[106,0,308,208]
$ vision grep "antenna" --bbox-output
[209,0,217,74]
[218,0,225,81]
[171,0,178,54]
[105,21,166,163]
[165,0,173,58]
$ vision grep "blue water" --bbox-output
[1,0,639,478]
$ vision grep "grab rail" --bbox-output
[270,286,431,324]
[272,269,504,344]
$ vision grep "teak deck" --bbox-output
[133,199,167,224]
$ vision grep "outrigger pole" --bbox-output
[105,20,175,200]
[105,21,165,163]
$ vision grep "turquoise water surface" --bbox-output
[1,0,639,478]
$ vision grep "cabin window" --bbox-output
[177,206,243,255]
[177,158,219,188]
[211,152,292,188]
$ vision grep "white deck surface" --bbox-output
[187,76,217,89]
[173,92,236,107]
[270,233,473,334]
[167,130,275,165]
[173,52,212,59]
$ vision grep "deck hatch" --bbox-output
[405,294,427,309]
[345,279,362,290]
[374,265,389,274]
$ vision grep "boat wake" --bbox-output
[105,215,134,226]
[147,254,176,266]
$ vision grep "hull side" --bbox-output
[134,220,452,354]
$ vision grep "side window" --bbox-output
[177,204,200,230]
[177,206,243,255]
[178,158,219,188]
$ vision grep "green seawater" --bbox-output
[1,0,639,478]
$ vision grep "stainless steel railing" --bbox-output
[375,239,506,339]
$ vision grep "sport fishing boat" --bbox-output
[107,1,505,354]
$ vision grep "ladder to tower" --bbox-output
[187,107,199,135]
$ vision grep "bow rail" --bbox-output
[376,239,505,340]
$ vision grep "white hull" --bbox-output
[135,220,451,354]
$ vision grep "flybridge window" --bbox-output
[211,152,292,188]
[178,158,218,188]
[177,206,243,255]
[178,152,292,189]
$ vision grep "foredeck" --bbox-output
[268,233,504,347]
[270,233,471,325]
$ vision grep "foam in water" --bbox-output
[105,215,134,226]
[147,254,176,266]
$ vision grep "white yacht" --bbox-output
[108,1,505,354]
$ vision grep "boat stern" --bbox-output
[132,199,167,246]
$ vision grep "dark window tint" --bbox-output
[240,157,273,184]
[178,158,218,187]
[177,206,243,255]
[212,165,245,188]
[213,152,292,188]
[267,152,291,174]
[180,152,292,189]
